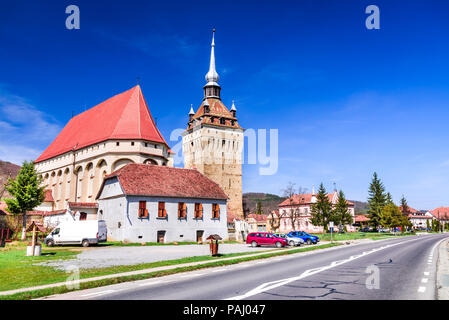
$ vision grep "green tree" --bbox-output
[400,195,409,216]
[367,172,387,230]
[3,161,45,240]
[386,192,394,205]
[331,190,353,229]
[426,219,430,231]
[255,201,263,215]
[310,183,333,232]
[380,204,403,231]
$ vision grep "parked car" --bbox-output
[360,227,373,232]
[274,233,304,246]
[287,231,319,245]
[45,220,107,247]
[246,232,288,248]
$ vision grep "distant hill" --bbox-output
[243,192,287,216]
[350,200,369,215]
[243,192,369,216]
[0,160,21,199]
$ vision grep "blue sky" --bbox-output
[1,0,449,209]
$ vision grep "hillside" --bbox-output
[243,192,287,216]
[243,192,369,216]
[0,160,21,199]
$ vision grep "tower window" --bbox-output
[220,118,225,125]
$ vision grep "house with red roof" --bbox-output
[277,189,356,233]
[96,163,229,243]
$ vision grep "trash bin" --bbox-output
[206,234,222,257]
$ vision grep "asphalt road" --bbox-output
[44,233,448,300]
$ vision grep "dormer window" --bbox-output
[220,118,225,125]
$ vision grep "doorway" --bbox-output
[196,230,204,243]
[157,231,166,243]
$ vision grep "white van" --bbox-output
[45,220,107,247]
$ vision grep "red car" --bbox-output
[246,232,288,248]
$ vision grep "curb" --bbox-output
[437,238,449,300]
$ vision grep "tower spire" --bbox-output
[204,28,221,99]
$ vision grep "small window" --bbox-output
[220,118,225,125]
[131,142,135,146]
[212,203,220,219]
[194,203,203,219]
[116,142,120,146]
[158,202,166,218]
[145,143,148,147]
[178,202,186,219]
[138,201,148,218]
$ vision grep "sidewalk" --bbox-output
[437,238,449,300]
[0,240,356,297]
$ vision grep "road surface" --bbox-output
[43,233,448,300]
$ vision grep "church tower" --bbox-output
[182,29,244,218]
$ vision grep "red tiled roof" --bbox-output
[430,207,449,220]
[35,85,169,163]
[188,98,242,130]
[355,215,370,222]
[399,205,417,213]
[278,192,354,207]
[26,210,67,216]
[68,202,98,209]
[98,164,228,200]
[247,214,267,223]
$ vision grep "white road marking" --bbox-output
[180,273,204,278]
[418,286,426,293]
[81,290,115,297]
[424,272,430,276]
[226,238,422,300]
[137,280,162,287]
[212,268,227,273]
[421,278,428,283]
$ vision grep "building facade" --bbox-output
[182,30,244,220]
[96,163,229,243]
[277,190,356,233]
[34,85,174,211]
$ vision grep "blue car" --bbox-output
[287,231,319,245]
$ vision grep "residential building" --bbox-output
[277,189,356,233]
[96,163,228,243]
[246,214,268,233]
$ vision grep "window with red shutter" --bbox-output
[212,204,220,219]
[139,201,148,218]
[194,203,203,219]
[178,202,186,219]
[158,202,166,218]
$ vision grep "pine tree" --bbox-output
[386,192,394,205]
[4,161,45,240]
[331,190,353,229]
[380,204,403,231]
[310,183,333,232]
[400,195,409,216]
[367,172,387,230]
[255,201,263,215]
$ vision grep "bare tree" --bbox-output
[281,182,308,232]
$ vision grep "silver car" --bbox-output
[275,233,304,246]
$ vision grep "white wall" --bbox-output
[97,179,228,243]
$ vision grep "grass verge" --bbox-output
[310,231,416,242]
[0,242,341,300]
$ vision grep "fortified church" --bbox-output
[33,30,244,238]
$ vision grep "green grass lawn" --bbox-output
[0,244,273,292]
[1,242,341,300]
[310,231,416,241]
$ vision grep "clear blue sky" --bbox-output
[1,0,449,210]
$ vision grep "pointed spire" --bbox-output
[189,104,195,115]
[203,98,210,107]
[230,100,236,111]
[205,28,219,86]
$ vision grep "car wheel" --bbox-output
[306,239,312,245]
[81,239,90,248]
[275,241,282,248]
[46,239,54,247]
[251,241,258,248]
[289,240,295,247]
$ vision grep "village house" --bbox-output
[246,214,268,233]
[277,190,356,233]
[96,163,228,243]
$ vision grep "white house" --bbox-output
[96,163,229,243]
